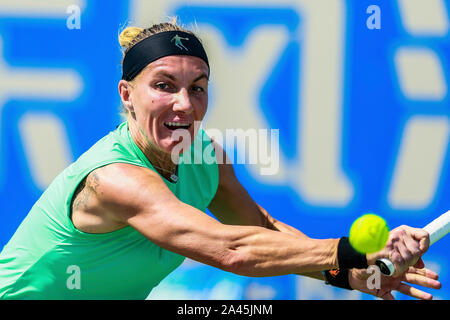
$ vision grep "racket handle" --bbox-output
[375,258,395,276]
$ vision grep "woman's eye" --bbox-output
[155,83,169,90]
[192,86,205,93]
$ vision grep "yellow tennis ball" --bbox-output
[349,214,389,254]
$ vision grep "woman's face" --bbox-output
[121,55,209,154]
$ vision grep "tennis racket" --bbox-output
[375,210,450,276]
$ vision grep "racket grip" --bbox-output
[375,258,395,276]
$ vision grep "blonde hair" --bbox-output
[118,18,199,119]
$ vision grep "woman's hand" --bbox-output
[367,225,430,277]
[349,266,441,300]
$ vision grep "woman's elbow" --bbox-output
[218,249,254,277]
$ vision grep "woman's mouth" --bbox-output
[163,122,192,130]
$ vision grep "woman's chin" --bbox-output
[157,136,193,157]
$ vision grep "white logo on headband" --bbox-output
[171,34,189,51]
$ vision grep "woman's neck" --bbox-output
[127,119,178,180]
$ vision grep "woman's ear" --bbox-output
[118,80,135,113]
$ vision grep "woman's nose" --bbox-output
[173,88,194,114]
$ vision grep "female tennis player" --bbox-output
[0,20,441,300]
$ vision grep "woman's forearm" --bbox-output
[223,224,339,277]
[255,205,332,281]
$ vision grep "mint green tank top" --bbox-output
[0,122,218,299]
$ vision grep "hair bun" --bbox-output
[119,26,144,49]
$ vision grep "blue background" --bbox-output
[0,0,448,300]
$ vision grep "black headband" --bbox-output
[121,30,209,81]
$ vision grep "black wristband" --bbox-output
[323,269,353,290]
[337,237,368,269]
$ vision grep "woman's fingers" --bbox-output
[385,226,427,276]
[393,268,441,300]
[403,271,442,289]
[407,266,439,280]
[390,236,412,275]
[397,283,434,300]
